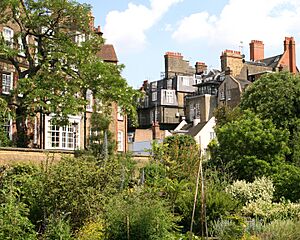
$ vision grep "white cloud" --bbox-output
[172,0,300,49]
[103,0,183,54]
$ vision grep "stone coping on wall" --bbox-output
[0,147,74,154]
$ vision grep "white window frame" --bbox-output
[86,89,93,112]
[227,89,231,100]
[165,90,174,104]
[220,90,225,100]
[117,106,124,121]
[45,115,81,150]
[2,114,12,140]
[2,73,13,94]
[117,131,124,152]
[18,35,28,57]
[75,31,85,46]
[210,132,216,140]
[3,27,14,48]
[181,76,190,86]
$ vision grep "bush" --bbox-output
[105,190,179,240]
[211,216,245,240]
[258,220,300,240]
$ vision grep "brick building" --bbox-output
[0,12,127,152]
[218,37,298,107]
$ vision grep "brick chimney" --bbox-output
[220,50,243,77]
[152,121,161,140]
[284,37,297,73]
[195,62,207,74]
[249,40,264,61]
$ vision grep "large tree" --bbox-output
[210,111,290,181]
[240,72,300,163]
[0,0,139,147]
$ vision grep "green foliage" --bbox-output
[0,98,11,147]
[240,72,300,163]
[43,214,73,240]
[240,72,300,131]
[206,174,242,227]
[211,216,245,240]
[272,163,300,202]
[226,177,274,205]
[214,105,243,127]
[76,217,106,240]
[155,135,199,180]
[0,0,140,146]
[257,220,300,240]
[105,190,179,240]
[88,110,115,159]
[0,186,36,240]
[211,111,289,181]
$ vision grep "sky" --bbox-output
[78,0,300,88]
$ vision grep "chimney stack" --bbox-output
[195,62,207,74]
[152,121,161,140]
[284,37,297,73]
[249,40,264,61]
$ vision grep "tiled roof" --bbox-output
[245,54,282,69]
[262,54,282,68]
[97,44,118,62]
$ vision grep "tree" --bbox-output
[0,0,140,147]
[240,72,300,163]
[210,111,290,181]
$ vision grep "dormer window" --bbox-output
[3,27,14,48]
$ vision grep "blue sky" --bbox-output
[79,0,300,88]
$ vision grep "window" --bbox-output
[152,92,157,101]
[117,131,124,151]
[45,116,80,150]
[18,36,27,56]
[128,132,134,143]
[189,104,195,120]
[3,27,13,48]
[75,32,85,45]
[210,132,216,140]
[181,76,190,86]
[165,90,174,104]
[195,103,200,118]
[227,89,231,100]
[86,89,93,112]
[2,73,13,94]
[117,106,124,121]
[220,91,225,100]
[144,96,149,108]
[151,82,157,91]
[1,114,12,140]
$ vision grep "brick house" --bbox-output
[137,52,196,130]
[218,37,298,107]
[0,15,127,152]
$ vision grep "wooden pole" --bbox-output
[189,154,202,240]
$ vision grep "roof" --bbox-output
[245,54,282,69]
[97,44,118,62]
[235,78,252,89]
[262,54,282,68]
[187,122,207,137]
